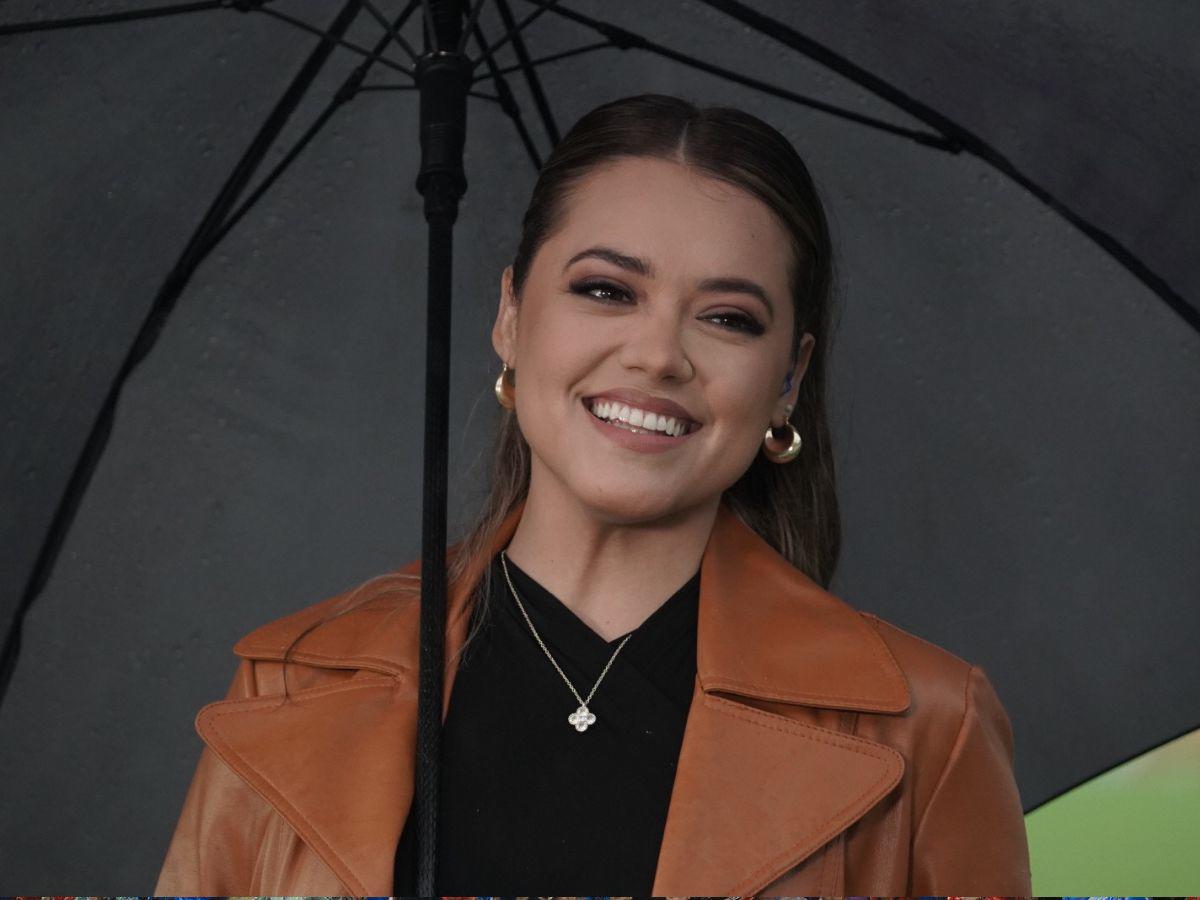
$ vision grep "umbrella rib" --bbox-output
[359,0,421,65]
[206,95,351,251]
[494,0,560,146]
[694,0,990,144]
[469,0,563,73]
[0,0,230,35]
[209,2,422,251]
[455,0,492,56]
[470,20,543,168]
[258,4,414,78]
[0,0,367,710]
[694,0,1200,334]
[468,39,612,84]
[520,0,956,151]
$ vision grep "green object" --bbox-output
[1025,726,1200,894]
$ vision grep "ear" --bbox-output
[773,332,816,426]
[491,265,519,366]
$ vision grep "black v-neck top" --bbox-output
[392,549,701,895]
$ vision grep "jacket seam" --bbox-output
[200,673,399,712]
[705,677,902,705]
[861,611,974,670]
[706,693,901,757]
[234,646,410,677]
[818,828,833,891]
[910,661,975,850]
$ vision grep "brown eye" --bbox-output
[704,311,765,335]
[571,280,632,304]
[571,281,764,336]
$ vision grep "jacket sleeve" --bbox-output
[909,663,1033,895]
[154,658,278,896]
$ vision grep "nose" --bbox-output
[616,303,694,382]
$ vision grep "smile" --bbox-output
[583,397,700,437]
[582,398,700,454]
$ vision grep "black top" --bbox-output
[392,549,701,895]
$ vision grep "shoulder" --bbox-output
[853,609,1016,757]
[851,610,1025,889]
[858,611,976,703]
[230,563,423,678]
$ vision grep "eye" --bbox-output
[570,279,764,336]
[570,279,632,304]
[704,311,765,335]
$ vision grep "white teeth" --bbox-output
[588,399,689,437]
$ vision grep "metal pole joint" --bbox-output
[415,50,471,224]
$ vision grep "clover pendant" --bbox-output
[568,704,597,732]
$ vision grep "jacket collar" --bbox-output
[200,498,909,894]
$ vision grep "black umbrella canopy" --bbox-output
[1,0,1197,888]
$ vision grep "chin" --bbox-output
[573,482,704,526]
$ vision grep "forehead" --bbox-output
[545,156,792,289]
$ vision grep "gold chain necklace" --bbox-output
[500,549,633,733]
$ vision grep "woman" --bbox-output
[155,93,1032,896]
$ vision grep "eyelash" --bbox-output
[570,280,765,336]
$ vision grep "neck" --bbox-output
[502,469,719,642]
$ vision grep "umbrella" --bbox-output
[1,0,1196,890]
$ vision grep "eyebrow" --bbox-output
[564,245,775,321]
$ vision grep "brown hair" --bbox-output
[282,92,840,690]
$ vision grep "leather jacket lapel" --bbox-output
[196,673,411,894]
[651,688,903,895]
[651,502,910,895]
[193,498,909,895]
[192,512,501,894]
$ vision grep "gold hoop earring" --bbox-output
[494,362,516,409]
[762,421,802,463]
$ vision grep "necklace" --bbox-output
[500,549,633,733]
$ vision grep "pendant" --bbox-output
[568,704,597,732]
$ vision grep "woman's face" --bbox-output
[493,155,816,523]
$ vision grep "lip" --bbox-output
[583,398,699,453]
[581,388,700,427]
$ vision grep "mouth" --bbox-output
[582,397,702,437]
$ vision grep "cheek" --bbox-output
[694,383,769,472]
[520,304,595,370]
[706,362,778,425]
[719,403,770,457]
[514,324,568,397]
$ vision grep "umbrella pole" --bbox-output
[413,1,469,894]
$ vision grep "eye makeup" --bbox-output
[568,279,766,336]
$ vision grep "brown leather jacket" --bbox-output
[155,499,1032,895]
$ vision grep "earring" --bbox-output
[494,362,515,409]
[762,404,801,463]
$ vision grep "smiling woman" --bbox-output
[155,94,1031,896]
[485,150,822,631]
